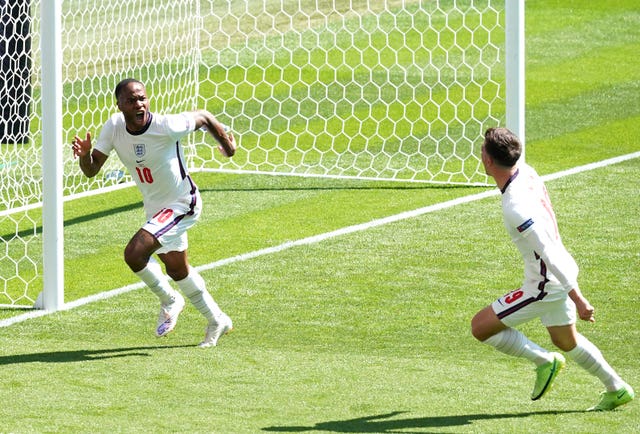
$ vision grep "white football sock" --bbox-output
[135,258,178,305]
[483,328,553,366]
[566,333,625,392]
[176,268,223,323]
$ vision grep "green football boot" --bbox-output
[531,352,565,400]
[588,384,634,411]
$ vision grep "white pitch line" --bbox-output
[1,151,638,328]
[540,151,640,182]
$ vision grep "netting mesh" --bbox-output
[0,0,504,307]
[194,1,502,183]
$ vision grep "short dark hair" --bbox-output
[483,127,522,167]
[114,78,143,99]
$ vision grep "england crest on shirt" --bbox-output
[134,144,146,158]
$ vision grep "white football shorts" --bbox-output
[491,284,576,328]
[142,192,202,254]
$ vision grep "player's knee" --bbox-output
[124,230,158,272]
[123,242,150,272]
[548,331,577,351]
[470,315,486,341]
[550,335,576,352]
[471,307,505,342]
[156,250,190,282]
[165,266,189,282]
[471,327,488,342]
[547,325,578,352]
[123,248,147,272]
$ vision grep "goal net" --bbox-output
[194,1,502,184]
[1,0,508,308]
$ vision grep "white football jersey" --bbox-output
[95,112,197,215]
[501,163,579,294]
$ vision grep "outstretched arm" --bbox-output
[72,132,108,178]
[190,109,237,157]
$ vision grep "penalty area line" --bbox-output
[0,150,638,328]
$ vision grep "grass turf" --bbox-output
[0,160,638,432]
[0,0,638,432]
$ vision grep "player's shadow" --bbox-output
[0,344,192,365]
[262,409,585,433]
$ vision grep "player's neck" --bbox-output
[493,166,518,192]
[125,112,152,135]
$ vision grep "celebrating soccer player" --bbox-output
[72,78,236,348]
[470,127,634,411]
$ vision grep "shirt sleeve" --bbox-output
[94,115,116,156]
[164,112,197,140]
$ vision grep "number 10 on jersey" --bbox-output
[135,167,154,183]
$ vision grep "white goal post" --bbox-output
[0,0,524,311]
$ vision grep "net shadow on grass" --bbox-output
[1,201,143,240]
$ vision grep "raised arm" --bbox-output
[72,132,109,178]
[190,109,237,157]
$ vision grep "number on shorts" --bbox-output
[504,289,524,304]
[153,208,173,223]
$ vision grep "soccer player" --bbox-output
[72,78,235,348]
[471,127,634,411]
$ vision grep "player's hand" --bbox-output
[568,287,595,322]
[72,132,92,158]
[218,132,236,157]
[575,298,595,323]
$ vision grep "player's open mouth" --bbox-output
[135,111,145,121]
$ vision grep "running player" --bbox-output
[72,78,235,348]
[471,127,634,411]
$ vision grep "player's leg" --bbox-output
[158,244,224,323]
[471,289,565,400]
[124,227,161,272]
[549,324,622,389]
[137,200,202,337]
[150,197,232,347]
[548,325,634,411]
[159,250,232,348]
[126,227,179,305]
[125,228,184,337]
[472,301,560,366]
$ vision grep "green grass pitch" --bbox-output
[0,0,639,432]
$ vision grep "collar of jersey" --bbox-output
[501,167,520,194]
[126,113,153,136]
